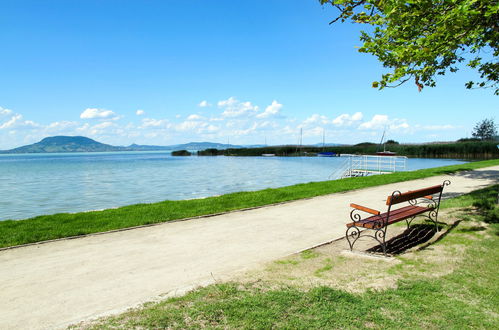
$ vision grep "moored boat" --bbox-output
[317,152,338,157]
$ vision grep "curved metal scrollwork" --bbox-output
[371,219,384,229]
[390,190,402,202]
[443,180,451,187]
[425,199,438,209]
[405,215,416,228]
[374,228,387,254]
[350,209,362,222]
[346,226,361,251]
[421,209,439,231]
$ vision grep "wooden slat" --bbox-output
[346,205,434,229]
[406,190,434,201]
[386,185,443,205]
[350,203,380,215]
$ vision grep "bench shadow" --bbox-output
[366,222,459,255]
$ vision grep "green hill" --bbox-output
[0,136,252,154]
[0,136,125,153]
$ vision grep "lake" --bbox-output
[0,152,467,221]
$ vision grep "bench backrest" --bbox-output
[386,184,443,206]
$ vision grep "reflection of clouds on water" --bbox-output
[0,153,466,221]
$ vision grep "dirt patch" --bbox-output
[234,209,487,293]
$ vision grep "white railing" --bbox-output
[329,154,407,179]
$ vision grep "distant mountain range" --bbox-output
[0,136,266,154]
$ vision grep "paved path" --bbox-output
[1,166,497,329]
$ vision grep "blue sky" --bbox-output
[0,0,497,149]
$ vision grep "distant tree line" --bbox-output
[192,141,498,160]
[171,150,192,156]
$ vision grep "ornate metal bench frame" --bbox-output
[346,180,451,255]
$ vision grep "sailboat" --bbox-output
[376,128,397,156]
[317,129,337,157]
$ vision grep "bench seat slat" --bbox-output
[346,205,434,229]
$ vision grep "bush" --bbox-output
[172,150,192,156]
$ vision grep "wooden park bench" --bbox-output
[345,180,450,255]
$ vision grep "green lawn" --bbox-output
[1,159,498,249]
[77,185,499,329]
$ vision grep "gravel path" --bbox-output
[1,165,497,329]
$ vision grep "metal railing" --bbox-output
[330,154,407,179]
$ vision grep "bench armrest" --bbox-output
[350,203,380,215]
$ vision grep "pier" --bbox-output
[331,154,407,179]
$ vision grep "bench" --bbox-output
[345,180,450,255]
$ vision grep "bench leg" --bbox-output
[345,226,361,251]
[426,210,439,232]
[433,210,440,232]
[375,227,387,256]
[346,226,388,256]
[405,216,416,229]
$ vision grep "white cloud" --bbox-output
[420,124,457,130]
[0,114,23,129]
[187,114,203,120]
[47,121,79,130]
[140,118,170,128]
[0,112,40,130]
[359,114,409,131]
[256,100,283,119]
[92,121,115,130]
[218,97,259,118]
[176,120,212,132]
[1,107,13,116]
[198,100,211,108]
[332,112,363,126]
[304,126,324,137]
[80,108,116,119]
[301,114,330,127]
[177,121,200,131]
[136,110,145,116]
[76,123,90,132]
[358,114,389,129]
[196,123,220,134]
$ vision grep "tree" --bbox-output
[320,1,499,94]
[472,118,497,140]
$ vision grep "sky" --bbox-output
[0,0,497,149]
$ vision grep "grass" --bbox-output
[1,158,498,248]
[77,185,499,329]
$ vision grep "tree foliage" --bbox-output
[471,118,498,140]
[320,0,499,94]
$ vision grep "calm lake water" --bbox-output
[0,152,467,221]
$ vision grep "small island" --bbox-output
[171,150,192,156]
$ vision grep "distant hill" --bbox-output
[1,136,126,153]
[0,136,262,154]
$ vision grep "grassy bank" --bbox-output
[1,159,498,249]
[76,185,499,329]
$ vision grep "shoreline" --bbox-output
[0,159,498,249]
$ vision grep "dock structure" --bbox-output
[330,154,407,179]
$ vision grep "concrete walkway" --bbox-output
[1,166,497,329]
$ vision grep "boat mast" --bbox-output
[322,128,325,151]
[377,127,386,153]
